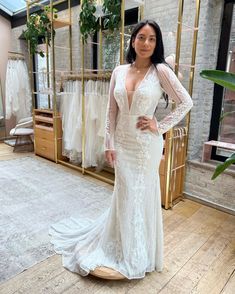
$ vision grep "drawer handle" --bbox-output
[41,147,46,150]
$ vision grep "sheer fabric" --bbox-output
[60,80,82,163]
[5,59,31,121]
[50,63,193,279]
[60,79,109,167]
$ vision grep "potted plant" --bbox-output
[23,5,58,57]
[200,70,235,179]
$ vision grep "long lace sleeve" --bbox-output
[155,63,193,134]
[105,67,119,150]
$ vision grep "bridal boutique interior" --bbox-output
[0,0,234,293]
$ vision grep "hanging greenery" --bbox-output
[102,0,121,32]
[79,0,100,43]
[23,6,58,57]
[79,0,121,43]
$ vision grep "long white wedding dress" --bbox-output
[49,63,193,279]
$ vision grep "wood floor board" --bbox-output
[220,270,235,294]
[190,240,235,294]
[158,232,231,293]
[163,206,226,257]
[24,269,81,294]
[0,255,63,293]
[0,143,234,293]
[173,199,202,218]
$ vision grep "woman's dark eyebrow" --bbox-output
[137,33,156,37]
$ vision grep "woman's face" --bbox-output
[132,24,157,60]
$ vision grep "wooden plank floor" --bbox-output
[0,143,234,294]
[0,141,34,161]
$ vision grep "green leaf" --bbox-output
[200,70,235,91]
[220,110,235,121]
[211,153,235,180]
[39,51,45,58]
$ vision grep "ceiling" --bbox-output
[0,0,28,15]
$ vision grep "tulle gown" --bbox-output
[49,63,193,279]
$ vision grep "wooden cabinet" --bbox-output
[33,109,62,161]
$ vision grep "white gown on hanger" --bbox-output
[49,63,193,279]
[5,59,31,121]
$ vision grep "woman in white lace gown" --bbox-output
[50,20,193,279]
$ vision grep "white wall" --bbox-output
[0,15,12,136]
[0,15,11,105]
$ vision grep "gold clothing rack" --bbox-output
[62,72,112,81]
[8,51,25,60]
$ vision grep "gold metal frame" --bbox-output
[26,0,201,201]
[27,0,72,164]
[164,0,201,209]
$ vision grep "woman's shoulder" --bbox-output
[113,63,130,72]
[154,62,176,80]
[155,62,171,73]
[111,64,130,78]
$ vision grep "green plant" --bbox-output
[200,69,235,179]
[78,0,121,43]
[102,0,121,32]
[79,0,100,43]
[23,5,57,57]
[211,153,235,179]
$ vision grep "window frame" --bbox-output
[209,0,235,161]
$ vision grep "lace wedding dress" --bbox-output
[49,63,193,279]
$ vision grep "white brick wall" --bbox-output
[185,161,235,212]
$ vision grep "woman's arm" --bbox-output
[155,63,193,134]
[105,67,119,150]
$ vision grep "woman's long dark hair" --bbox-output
[126,19,169,106]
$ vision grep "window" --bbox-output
[209,0,235,161]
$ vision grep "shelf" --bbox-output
[35,115,53,123]
[48,16,71,29]
[34,109,53,114]
[54,18,71,29]
[35,124,54,132]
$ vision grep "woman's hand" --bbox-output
[105,150,116,168]
[136,116,158,133]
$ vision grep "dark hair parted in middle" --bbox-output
[126,19,166,65]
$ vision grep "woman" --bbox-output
[50,20,193,279]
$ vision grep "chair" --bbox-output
[9,116,34,152]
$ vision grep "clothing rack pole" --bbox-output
[164,0,185,210]
[26,0,36,110]
[120,0,125,65]
[179,0,201,200]
[81,0,86,174]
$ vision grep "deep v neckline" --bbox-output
[124,64,152,112]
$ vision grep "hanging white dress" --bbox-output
[50,63,193,279]
[96,80,109,169]
[84,80,98,168]
[5,59,31,121]
[60,80,82,163]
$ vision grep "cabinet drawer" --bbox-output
[35,127,54,141]
[35,138,55,161]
